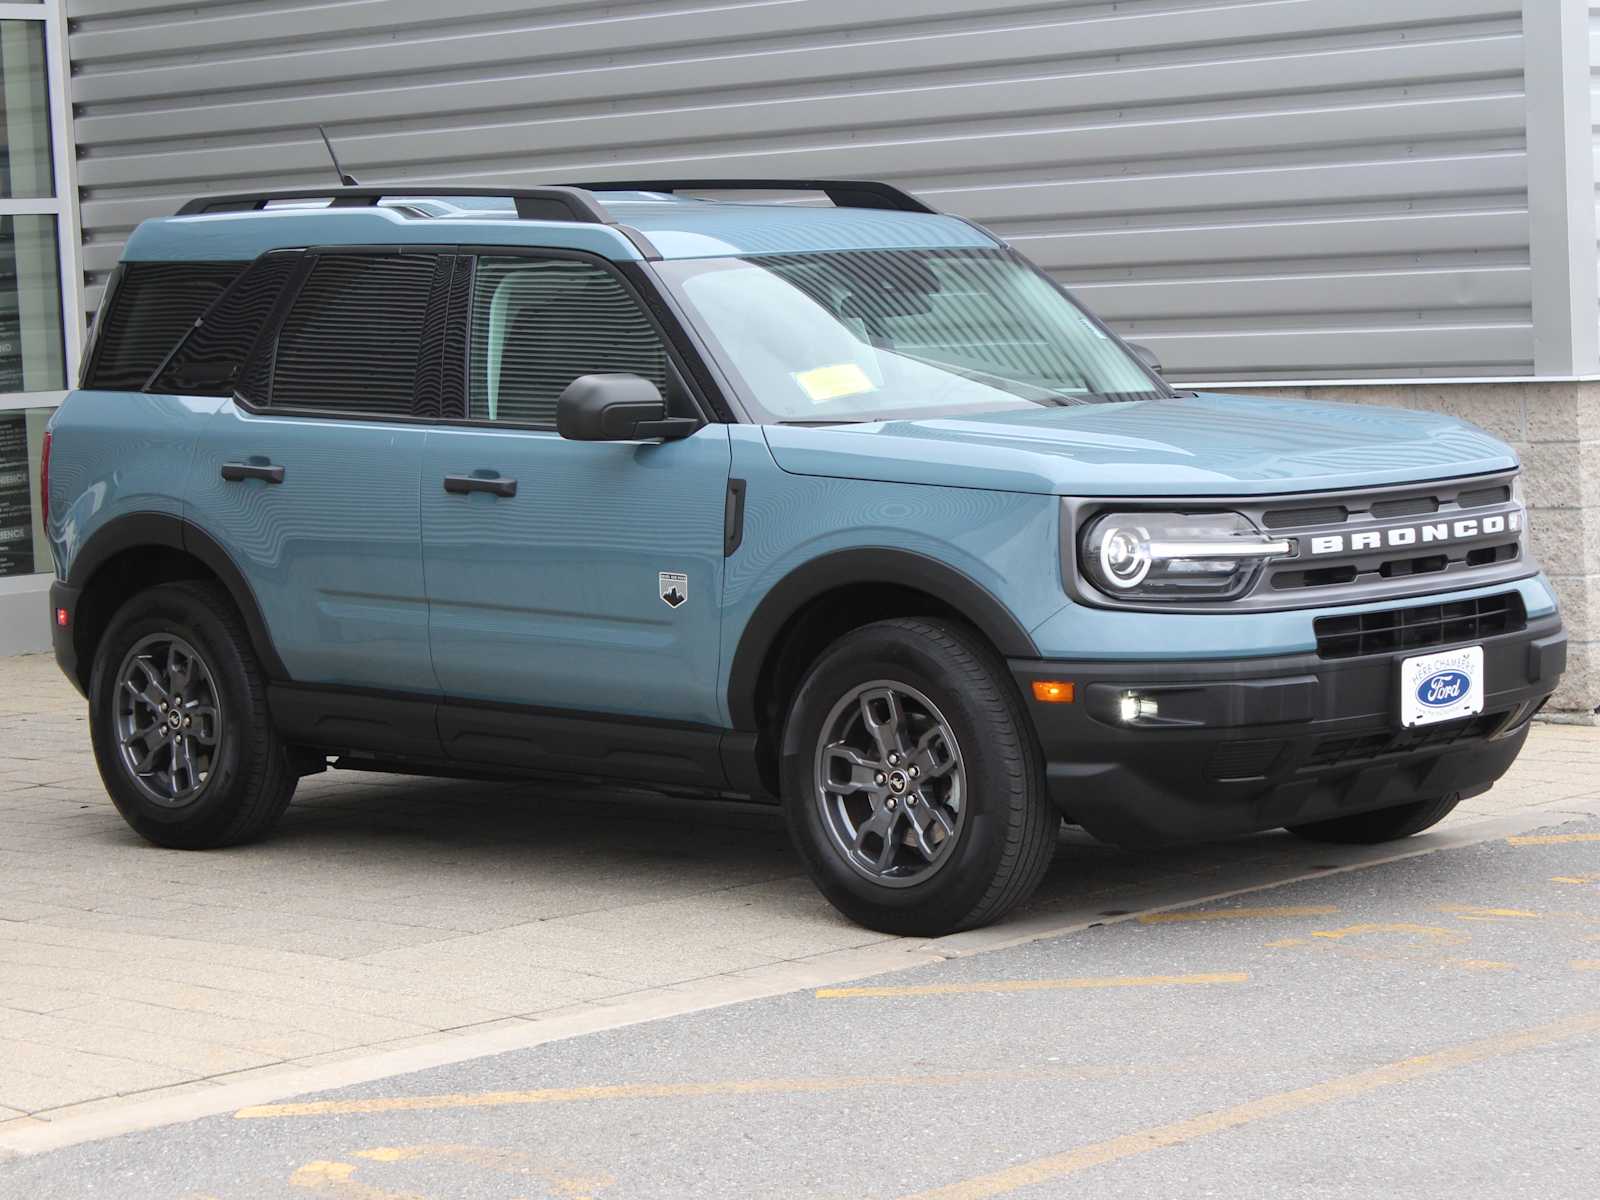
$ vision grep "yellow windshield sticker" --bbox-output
[794,362,874,404]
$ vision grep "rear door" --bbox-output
[420,253,731,743]
[183,250,455,697]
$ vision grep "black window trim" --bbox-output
[214,242,729,430]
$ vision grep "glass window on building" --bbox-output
[0,4,80,606]
[0,407,49,578]
[0,18,54,199]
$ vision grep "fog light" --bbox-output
[1119,693,1159,723]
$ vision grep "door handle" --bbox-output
[443,474,517,498]
[220,462,285,484]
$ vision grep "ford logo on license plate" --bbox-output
[1417,669,1471,708]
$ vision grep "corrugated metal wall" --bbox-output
[66,0,1532,381]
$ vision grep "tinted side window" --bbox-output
[270,254,443,416]
[151,251,301,398]
[85,261,244,391]
[468,257,668,426]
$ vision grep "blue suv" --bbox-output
[43,180,1565,935]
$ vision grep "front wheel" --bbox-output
[89,580,297,849]
[781,618,1057,936]
[1285,792,1462,845]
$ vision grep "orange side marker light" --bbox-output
[1032,680,1075,703]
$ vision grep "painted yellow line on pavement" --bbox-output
[236,1060,1225,1120]
[1507,832,1600,845]
[893,1009,1600,1200]
[1436,904,1543,921]
[1573,960,1600,971]
[1136,905,1336,924]
[1552,874,1600,885]
[815,972,1248,998]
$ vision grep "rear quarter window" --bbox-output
[84,262,244,391]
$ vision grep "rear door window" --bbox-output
[268,253,453,418]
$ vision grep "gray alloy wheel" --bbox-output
[113,632,223,807]
[812,679,967,888]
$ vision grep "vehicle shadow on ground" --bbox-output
[249,768,1344,929]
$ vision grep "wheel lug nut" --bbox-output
[887,753,899,766]
[908,795,919,807]
[886,798,897,810]
[875,773,887,785]
[909,765,920,778]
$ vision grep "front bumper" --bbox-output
[1009,613,1565,848]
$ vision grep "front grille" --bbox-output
[1313,592,1526,660]
[1306,711,1506,769]
[1064,470,1533,614]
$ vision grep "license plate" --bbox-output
[1399,646,1485,728]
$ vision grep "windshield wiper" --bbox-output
[777,418,868,427]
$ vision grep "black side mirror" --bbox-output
[1127,342,1163,375]
[556,374,699,441]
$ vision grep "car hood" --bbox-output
[760,392,1519,497]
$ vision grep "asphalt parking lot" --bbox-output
[3,818,1598,1198]
[3,650,1600,1194]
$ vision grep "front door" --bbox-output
[421,254,731,738]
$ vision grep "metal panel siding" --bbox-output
[68,0,1533,379]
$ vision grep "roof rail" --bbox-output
[564,179,938,214]
[176,186,613,224]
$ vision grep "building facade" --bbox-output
[4,0,1597,716]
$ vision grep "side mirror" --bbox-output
[1127,342,1163,375]
[556,374,699,442]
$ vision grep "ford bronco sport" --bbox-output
[44,180,1565,936]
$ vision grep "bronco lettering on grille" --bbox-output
[1308,511,1521,556]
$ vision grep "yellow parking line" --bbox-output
[1552,874,1600,885]
[1573,961,1600,972]
[1507,833,1600,846]
[893,1009,1600,1200]
[815,972,1247,998]
[236,1060,1226,1120]
[1137,905,1337,924]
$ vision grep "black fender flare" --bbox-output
[725,547,1038,731]
[67,511,290,682]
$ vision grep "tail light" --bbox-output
[39,430,51,529]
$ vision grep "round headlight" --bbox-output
[1098,525,1153,590]
[1079,511,1290,601]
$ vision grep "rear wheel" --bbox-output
[1285,792,1462,845]
[782,617,1056,936]
[89,581,297,849]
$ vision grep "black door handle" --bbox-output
[443,474,517,498]
[220,462,285,484]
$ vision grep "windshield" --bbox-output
[654,248,1166,424]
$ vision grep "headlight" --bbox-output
[1080,511,1291,601]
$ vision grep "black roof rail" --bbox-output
[563,179,938,214]
[176,186,614,224]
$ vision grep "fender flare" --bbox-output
[67,511,290,682]
[725,547,1039,731]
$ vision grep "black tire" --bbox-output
[1285,792,1462,845]
[781,617,1056,937]
[89,580,297,849]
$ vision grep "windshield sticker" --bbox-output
[794,363,875,404]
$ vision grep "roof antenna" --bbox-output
[317,125,359,187]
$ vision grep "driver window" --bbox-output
[469,257,669,426]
